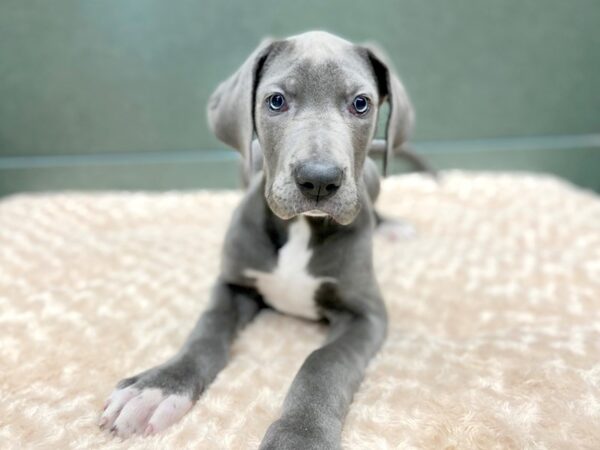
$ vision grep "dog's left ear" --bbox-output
[362,45,415,176]
[207,38,275,170]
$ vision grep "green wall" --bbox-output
[1,0,599,194]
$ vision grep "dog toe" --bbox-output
[99,386,138,431]
[145,394,193,435]
[101,387,193,438]
[111,388,163,438]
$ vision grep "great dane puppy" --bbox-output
[99,31,414,449]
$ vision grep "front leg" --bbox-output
[260,306,387,450]
[99,281,262,438]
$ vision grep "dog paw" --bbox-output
[99,386,193,438]
[376,218,417,241]
[99,360,199,438]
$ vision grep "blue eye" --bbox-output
[267,94,287,111]
[352,95,369,115]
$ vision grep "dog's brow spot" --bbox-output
[285,78,298,94]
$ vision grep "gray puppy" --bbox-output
[99,31,414,449]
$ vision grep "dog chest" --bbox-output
[244,217,325,320]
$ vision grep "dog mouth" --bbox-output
[265,189,360,225]
[302,209,329,218]
[264,171,361,225]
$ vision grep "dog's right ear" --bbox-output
[207,39,275,167]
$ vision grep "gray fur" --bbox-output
[105,31,414,448]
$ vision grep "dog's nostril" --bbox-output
[294,162,343,201]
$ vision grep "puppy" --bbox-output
[100,31,414,449]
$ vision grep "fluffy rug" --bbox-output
[1,172,599,449]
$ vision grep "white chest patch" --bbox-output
[244,217,330,320]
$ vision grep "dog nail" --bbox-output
[144,424,154,437]
[98,417,107,429]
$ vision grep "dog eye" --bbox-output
[351,95,370,115]
[352,96,369,114]
[267,94,287,112]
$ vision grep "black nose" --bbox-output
[294,162,343,201]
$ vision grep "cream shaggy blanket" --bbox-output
[1,172,599,450]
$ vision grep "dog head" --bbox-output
[208,31,413,225]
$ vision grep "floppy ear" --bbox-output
[207,39,274,171]
[364,45,415,176]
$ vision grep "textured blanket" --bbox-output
[1,172,599,449]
